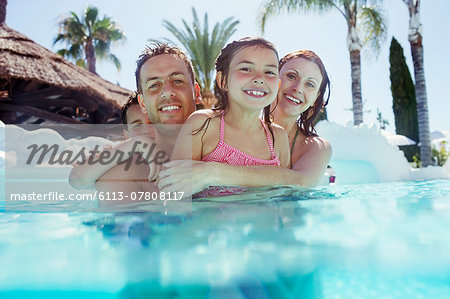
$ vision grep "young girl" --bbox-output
[159,49,331,195]
[170,37,290,195]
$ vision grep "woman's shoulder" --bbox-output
[297,134,332,156]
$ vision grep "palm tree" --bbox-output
[151,7,239,107]
[54,6,125,74]
[0,0,6,24]
[259,0,386,126]
[401,0,431,166]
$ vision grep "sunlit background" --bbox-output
[6,0,449,131]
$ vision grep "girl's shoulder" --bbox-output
[269,123,289,145]
[268,123,290,167]
[186,109,222,125]
[186,109,223,137]
[269,122,288,137]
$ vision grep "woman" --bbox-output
[270,49,332,185]
[158,50,332,195]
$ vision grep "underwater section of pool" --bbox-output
[1,179,450,298]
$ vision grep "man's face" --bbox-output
[139,54,200,125]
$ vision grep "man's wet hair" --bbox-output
[135,43,195,93]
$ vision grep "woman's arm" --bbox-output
[290,136,332,187]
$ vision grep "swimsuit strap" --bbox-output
[221,113,275,158]
[219,113,225,142]
[260,119,276,158]
[290,126,300,169]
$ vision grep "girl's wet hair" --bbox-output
[195,37,279,142]
[120,93,139,126]
[279,50,331,137]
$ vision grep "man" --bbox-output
[135,43,200,126]
[69,43,201,192]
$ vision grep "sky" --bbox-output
[5,0,450,132]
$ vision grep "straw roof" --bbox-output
[0,23,131,114]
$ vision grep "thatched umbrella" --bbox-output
[0,4,132,124]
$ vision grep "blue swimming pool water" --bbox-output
[1,179,450,298]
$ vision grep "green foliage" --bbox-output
[259,0,335,35]
[389,37,419,161]
[412,153,421,168]
[412,143,449,167]
[259,0,386,54]
[376,108,389,129]
[432,143,449,166]
[401,144,420,163]
[150,7,239,98]
[54,6,125,73]
[357,4,387,57]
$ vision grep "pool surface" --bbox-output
[1,180,450,298]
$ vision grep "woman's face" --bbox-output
[277,57,323,117]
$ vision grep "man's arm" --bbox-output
[69,136,154,190]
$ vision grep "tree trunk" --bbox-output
[350,49,363,125]
[404,0,432,166]
[410,42,431,166]
[345,3,363,126]
[85,40,97,74]
[0,0,7,24]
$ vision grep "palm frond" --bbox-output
[84,6,99,31]
[53,5,125,73]
[147,38,178,46]
[108,54,121,71]
[56,49,68,56]
[357,5,387,55]
[76,58,86,68]
[69,11,81,24]
[259,0,336,34]
[154,7,239,95]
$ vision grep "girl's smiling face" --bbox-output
[277,57,323,117]
[223,45,279,110]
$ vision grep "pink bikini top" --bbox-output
[201,114,281,166]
